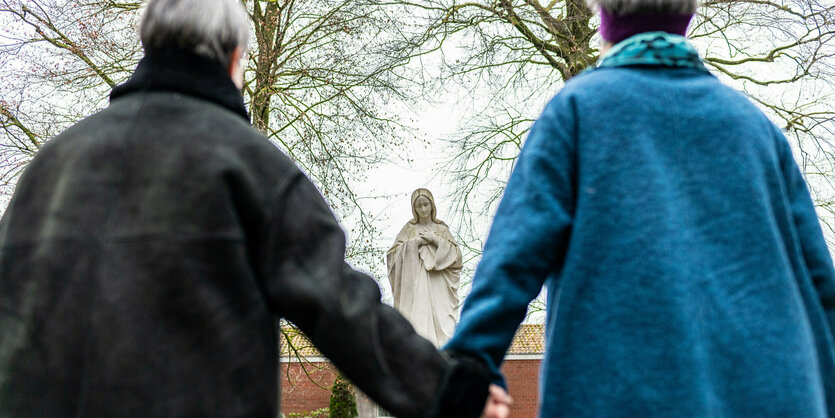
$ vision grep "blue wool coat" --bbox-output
[446,43,835,416]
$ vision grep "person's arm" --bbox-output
[259,173,491,418]
[775,127,835,414]
[444,95,577,385]
[777,129,835,333]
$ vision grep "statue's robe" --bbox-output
[387,222,463,346]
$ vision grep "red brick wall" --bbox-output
[279,358,541,417]
[502,359,541,418]
[280,361,336,414]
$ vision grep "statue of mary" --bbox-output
[386,188,463,346]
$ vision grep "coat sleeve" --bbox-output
[777,129,835,333]
[776,126,835,412]
[259,173,491,418]
[444,94,577,386]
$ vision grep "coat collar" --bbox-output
[595,32,710,74]
[110,49,250,121]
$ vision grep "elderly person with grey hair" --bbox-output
[445,0,835,416]
[0,0,504,417]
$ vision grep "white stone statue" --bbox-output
[386,188,463,346]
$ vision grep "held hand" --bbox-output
[481,384,512,418]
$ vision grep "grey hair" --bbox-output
[140,0,250,68]
[586,0,698,15]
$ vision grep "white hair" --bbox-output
[140,0,250,67]
[586,0,698,15]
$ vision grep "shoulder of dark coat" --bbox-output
[58,92,299,173]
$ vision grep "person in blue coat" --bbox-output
[445,0,835,416]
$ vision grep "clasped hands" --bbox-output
[415,230,440,246]
[482,384,512,418]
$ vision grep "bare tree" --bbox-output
[367,0,835,322]
[244,0,419,275]
[693,0,835,239]
[386,0,835,251]
[0,0,421,275]
[0,0,140,199]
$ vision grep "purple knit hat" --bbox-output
[599,7,693,44]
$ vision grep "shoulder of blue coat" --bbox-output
[691,76,786,137]
[535,69,624,118]
[555,68,630,97]
[554,66,716,99]
[547,67,776,127]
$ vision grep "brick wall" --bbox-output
[280,360,336,414]
[279,359,541,417]
[502,359,541,418]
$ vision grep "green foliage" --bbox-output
[328,374,358,418]
[283,408,329,418]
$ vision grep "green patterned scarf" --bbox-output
[594,32,709,73]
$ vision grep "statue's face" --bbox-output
[414,195,432,221]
